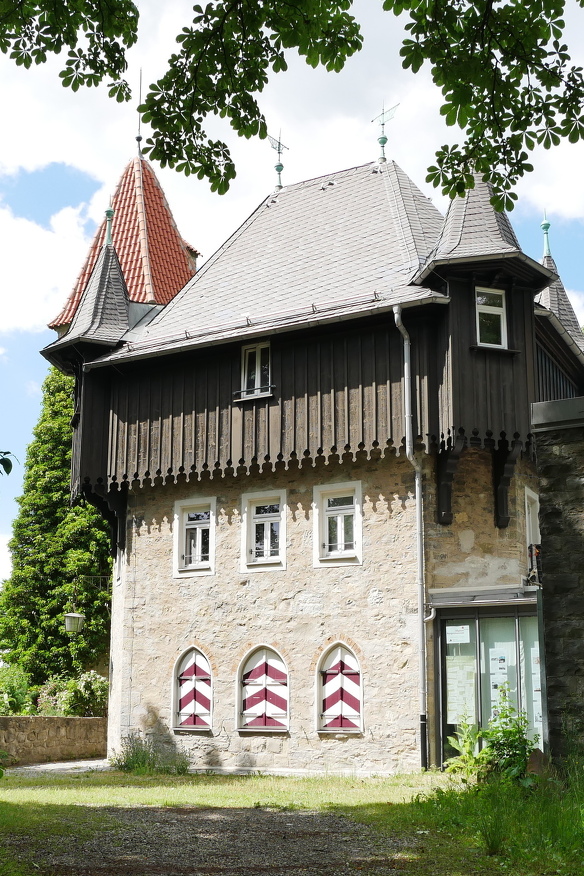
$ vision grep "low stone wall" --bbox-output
[0,717,107,766]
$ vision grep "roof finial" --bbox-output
[268,132,289,191]
[541,210,551,258]
[136,68,143,155]
[371,103,399,164]
[105,201,114,245]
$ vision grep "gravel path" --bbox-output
[6,806,412,875]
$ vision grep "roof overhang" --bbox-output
[414,251,556,290]
[534,306,584,367]
[84,290,450,371]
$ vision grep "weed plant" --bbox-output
[110,732,191,775]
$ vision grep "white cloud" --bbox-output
[0,205,91,332]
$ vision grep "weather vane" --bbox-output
[268,132,289,190]
[371,103,399,164]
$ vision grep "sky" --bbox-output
[2,0,584,580]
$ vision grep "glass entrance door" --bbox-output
[441,612,543,762]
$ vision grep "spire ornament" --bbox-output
[541,211,551,258]
[105,202,114,245]
[371,103,399,164]
[268,132,289,191]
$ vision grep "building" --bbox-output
[43,153,584,774]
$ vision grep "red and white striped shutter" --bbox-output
[177,649,212,728]
[241,648,288,728]
[320,645,361,730]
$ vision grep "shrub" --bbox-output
[110,733,191,775]
[483,685,537,780]
[36,671,108,717]
[446,685,537,782]
[0,665,31,715]
[61,671,108,717]
[443,718,490,781]
[36,676,69,716]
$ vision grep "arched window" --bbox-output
[319,644,362,731]
[176,648,212,728]
[239,647,288,730]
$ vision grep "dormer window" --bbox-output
[475,288,507,348]
[240,342,271,398]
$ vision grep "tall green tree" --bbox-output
[0,368,111,684]
[2,1,584,206]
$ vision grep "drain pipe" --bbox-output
[393,305,428,770]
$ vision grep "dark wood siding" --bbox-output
[443,277,535,441]
[81,320,436,487]
[536,343,578,401]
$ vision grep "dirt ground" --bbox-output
[6,806,413,875]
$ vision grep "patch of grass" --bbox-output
[0,766,583,875]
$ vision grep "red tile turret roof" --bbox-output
[50,156,197,328]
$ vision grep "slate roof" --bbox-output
[44,245,129,355]
[88,161,446,366]
[537,251,584,350]
[50,156,197,328]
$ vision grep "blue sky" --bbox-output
[1,0,584,578]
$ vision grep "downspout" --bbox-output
[393,305,428,770]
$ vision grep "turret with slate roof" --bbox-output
[42,208,130,372]
[536,217,584,351]
[415,175,554,289]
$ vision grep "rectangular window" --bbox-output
[475,287,507,348]
[173,497,216,577]
[313,482,362,566]
[239,342,271,398]
[241,490,286,571]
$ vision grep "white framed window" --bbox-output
[317,644,362,733]
[238,342,271,399]
[475,287,507,348]
[173,497,216,577]
[313,482,362,566]
[174,647,212,730]
[238,646,289,731]
[525,487,541,583]
[241,489,286,571]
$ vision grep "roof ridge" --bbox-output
[133,156,156,304]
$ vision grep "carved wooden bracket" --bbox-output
[492,432,522,528]
[82,478,128,556]
[436,428,467,525]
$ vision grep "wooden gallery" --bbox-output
[43,154,584,774]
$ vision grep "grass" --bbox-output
[0,767,583,875]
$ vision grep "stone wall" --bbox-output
[107,447,537,775]
[109,453,421,775]
[532,400,584,757]
[0,717,107,766]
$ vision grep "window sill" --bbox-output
[469,345,520,355]
[233,391,274,403]
[314,554,362,567]
[173,727,213,735]
[173,566,214,579]
[237,727,289,735]
[244,560,286,572]
[317,730,364,737]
